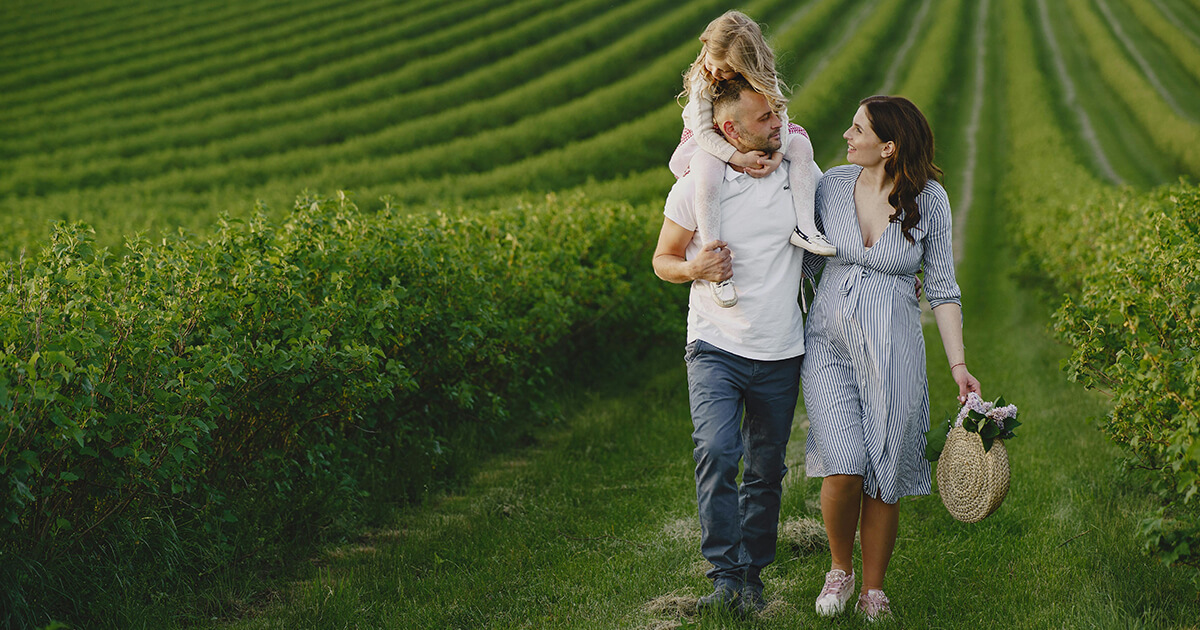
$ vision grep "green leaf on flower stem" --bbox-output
[982,437,996,452]
[1005,418,1022,435]
[925,415,952,462]
[981,423,1001,441]
[995,396,1008,407]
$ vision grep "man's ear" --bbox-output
[720,119,739,142]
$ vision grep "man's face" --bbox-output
[726,90,782,154]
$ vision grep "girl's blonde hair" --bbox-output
[680,10,789,114]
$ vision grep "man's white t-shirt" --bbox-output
[663,162,805,361]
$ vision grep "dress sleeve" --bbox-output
[921,182,962,308]
[683,85,738,164]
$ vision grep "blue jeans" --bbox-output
[685,339,801,590]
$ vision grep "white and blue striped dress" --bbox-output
[802,165,961,504]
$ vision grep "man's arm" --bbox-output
[652,216,732,284]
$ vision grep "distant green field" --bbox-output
[3,0,1197,259]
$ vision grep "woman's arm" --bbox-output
[922,182,980,402]
[932,303,981,403]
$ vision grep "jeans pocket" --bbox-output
[684,339,705,364]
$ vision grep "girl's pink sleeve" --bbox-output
[683,87,737,164]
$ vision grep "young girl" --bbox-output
[670,10,834,308]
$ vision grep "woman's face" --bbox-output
[843,105,892,167]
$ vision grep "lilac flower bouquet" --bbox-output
[925,393,1021,461]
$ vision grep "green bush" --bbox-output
[1052,184,1200,579]
[0,190,681,625]
[1002,0,1200,587]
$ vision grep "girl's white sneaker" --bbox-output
[710,279,738,308]
[790,228,836,256]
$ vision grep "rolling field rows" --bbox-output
[0,0,1197,254]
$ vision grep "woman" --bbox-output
[800,95,981,620]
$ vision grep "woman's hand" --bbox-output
[951,364,982,404]
[744,151,783,178]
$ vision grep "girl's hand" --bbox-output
[730,150,766,170]
[745,151,782,178]
[952,364,982,404]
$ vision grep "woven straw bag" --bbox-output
[936,427,1010,523]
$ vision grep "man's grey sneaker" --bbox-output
[790,228,837,256]
[710,279,738,308]
[856,588,892,622]
[738,586,767,616]
[697,583,741,612]
[815,569,855,617]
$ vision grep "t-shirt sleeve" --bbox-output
[664,177,698,233]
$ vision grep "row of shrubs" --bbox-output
[1002,0,1200,585]
[0,191,682,625]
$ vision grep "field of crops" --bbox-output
[3,0,1200,626]
[4,0,1195,258]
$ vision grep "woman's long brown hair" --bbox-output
[860,95,942,244]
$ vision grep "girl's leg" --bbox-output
[783,133,835,255]
[857,493,900,593]
[690,150,727,246]
[690,150,737,307]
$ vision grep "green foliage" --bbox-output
[1002,0,1200,587]
[0,191,680,624]
[1051,184,1200,581]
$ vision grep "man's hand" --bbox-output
[744,151,782,178]
[653,218,734,285]
[691,240,734,283]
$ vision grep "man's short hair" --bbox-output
[711,76,755,126]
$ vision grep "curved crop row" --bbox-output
[895,0,969,125]
[8,0,800,200]
[1122,0,1200,87]
[878,0,936,95]
[0,0,535,150]
[783,0,910,142]
[0,0,367,108]
[0,0,191,59]
[0,0,715,198]
[0,0,348,96]
[0,0,681,195]
[1065,0,1200,176]
[0,0,201,72]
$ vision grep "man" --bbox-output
[652,76,812,615]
